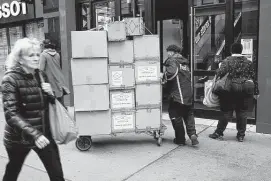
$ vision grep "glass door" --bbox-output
[190,5,227,119]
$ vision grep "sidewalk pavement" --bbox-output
[0,110,270,181]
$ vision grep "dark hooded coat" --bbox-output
[163,54,193,105]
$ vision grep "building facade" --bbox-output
[0,0,270,134]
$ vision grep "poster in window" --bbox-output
[241,39,253,55]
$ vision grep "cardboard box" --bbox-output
[136,108,161,130]
[71,58,108,85]
[110,89,135,110]
[135,83,161,108]
[75,110,111,135]
[124,17,145,36]
[109,64,135,89]
[74,84,109,111]
[111,111,135,133]
[107,21,126,41]
[71,31,108,58]
[135,61,160,84]
[108,40,134,64]
[133,35,160,61]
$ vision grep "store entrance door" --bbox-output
[190,6,227,120]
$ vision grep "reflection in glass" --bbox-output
[94,1,115,30]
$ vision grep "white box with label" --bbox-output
[124,17,145,36]
[135,61,160,84]
[71,31,108,58]
[133,35,160,60]
[74,84,109,111]
[109,64,135,89]
[75,110,111,135]
[107,21,126,41]
[136,108,161,130]
[135,83,161,108]
[71,58,108,85]
[110,89,135,110]
[108,40,134,64]
[111,111,135,133]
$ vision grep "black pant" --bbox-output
[3,140,65,181]
[168,100,196,143]
[215,92,253,137]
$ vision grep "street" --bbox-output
[0,107,271,181]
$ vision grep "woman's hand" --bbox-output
[41,83,54,96]
[35,135,50,149]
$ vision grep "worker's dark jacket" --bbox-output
[2,66,55,148]
[163,54,193,105]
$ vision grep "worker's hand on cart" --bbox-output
[41,83,54,96]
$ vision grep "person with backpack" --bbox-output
[163,45,199,146]
[39,39,70,105]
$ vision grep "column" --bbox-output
[256,0,271,134]
[59,0,76,106]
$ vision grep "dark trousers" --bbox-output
[215,92,253,137]
[168,100,196,143]
[3,140,65,181]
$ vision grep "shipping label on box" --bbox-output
[108,40,134,64]
[135,84,162,108]
[71,31,108,58]
[136,108,161,130]
[133,35,160,61]
[109,65,135,88]
[135,61,160,83]
[74,84,109,111]
[110,89,135,110]
[112,111,135,132]
[107,21,126,42]
[71,58,108,85]
[75,110,111,135]
[124,17,145,36]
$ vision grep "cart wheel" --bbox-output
[75,136,92,151]
[157,137,162,146]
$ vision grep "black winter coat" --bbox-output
[2,67,55,148]
[163,54,193,105]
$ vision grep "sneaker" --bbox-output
[236,136,244,142]
[190,134,199,146]
[209,132,223,140]
[173,138,186,146]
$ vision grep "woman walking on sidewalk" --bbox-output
[2,38,65,181]
[162,45,199,146]
[209,43,259,142]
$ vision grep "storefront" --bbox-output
[57,0,271,133]
[0,0,45,79]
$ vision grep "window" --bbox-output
[93,0,115,29]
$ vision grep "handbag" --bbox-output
[38,71,78,144]
[212,73,231,95]
[203,76,220,107]
[49,99,78,144]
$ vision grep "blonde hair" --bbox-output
[5,38,41,71]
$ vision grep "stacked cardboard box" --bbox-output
[108,21,136,133]
[71,31,111,136]
[70,17,162,137]
[133,35,162,131]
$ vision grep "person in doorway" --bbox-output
[209,43,259,142]
[40,39,70,105]
[163,45,199,146]
[2,38,65,181]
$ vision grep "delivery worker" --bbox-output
[162,45,199,146]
